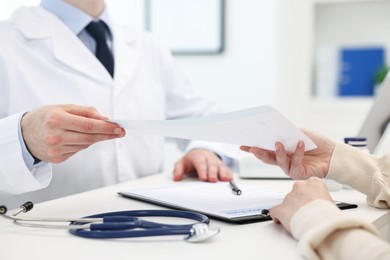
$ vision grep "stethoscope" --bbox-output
[0,201,220,242]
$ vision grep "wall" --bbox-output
[315,0,390,64]
[173,0,278,111]
[274,0,379,143]
[105,0,279,112]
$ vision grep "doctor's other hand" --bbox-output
[269,177,333,233]
[21,104,125,163]
[240,129,336,180]
[173,149,233,182]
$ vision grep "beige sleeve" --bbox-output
[291,200,390,260]
[327,142,390,208]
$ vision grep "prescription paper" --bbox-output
[110,105,316,152]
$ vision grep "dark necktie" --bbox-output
[85,21,114,77]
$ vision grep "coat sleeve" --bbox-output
[327,143,390,208]
[290,200,390,260]
[0,112,52,195]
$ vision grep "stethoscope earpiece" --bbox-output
[12,201,34,217]
[0,205,7,215]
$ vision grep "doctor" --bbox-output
[0,0,238,203]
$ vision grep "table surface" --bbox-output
[1,173,389,260]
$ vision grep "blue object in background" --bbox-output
[338,47,385,96]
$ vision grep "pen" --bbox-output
[229,180,242,195]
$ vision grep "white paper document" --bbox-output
[119,181,289,223]
[110,105,316,152]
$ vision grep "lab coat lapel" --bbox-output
[50,24,113,85]
[51,28,113,84]
[112,26,139,92]
[12,7,112,85]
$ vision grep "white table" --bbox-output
[1,173,389,260]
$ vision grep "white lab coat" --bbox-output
[0,7,238,204]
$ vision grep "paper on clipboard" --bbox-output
[110,105,317,152]
[119,181,358,224]
[119,181,288,223]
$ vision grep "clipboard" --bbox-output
[118,181,357,224]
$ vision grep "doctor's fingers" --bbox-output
[205,161,233,182]
[205,163,219,182]
[195,157,232,182]
[59,112,124,135]
[63,105,109,120]
[172,163,186,181]
[172,158,231,182]
[217,164,233,182]
[190,152,221,182]
[59,130,125,145]
[188,155,209,182]
[173,153,210,182]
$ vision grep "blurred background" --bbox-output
[2,0,389,171]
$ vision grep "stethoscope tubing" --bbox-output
[68,210,209,239]
[1,202,220,241]
[71,226,194,238]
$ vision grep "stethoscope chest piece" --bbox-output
[185,223,220,243]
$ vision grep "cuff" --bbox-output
[327,142,390,207]
[327,142,374,186]
[291,200,379,260]
[18,112,35,170]
[0,113,52,195]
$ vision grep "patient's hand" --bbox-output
[240,128,336,180]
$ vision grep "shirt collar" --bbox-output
[40,0,113,36]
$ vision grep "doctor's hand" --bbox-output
[240,129,336,180]
[173,149,233,182]
[269,177,333,233]
[21,104,125,163]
